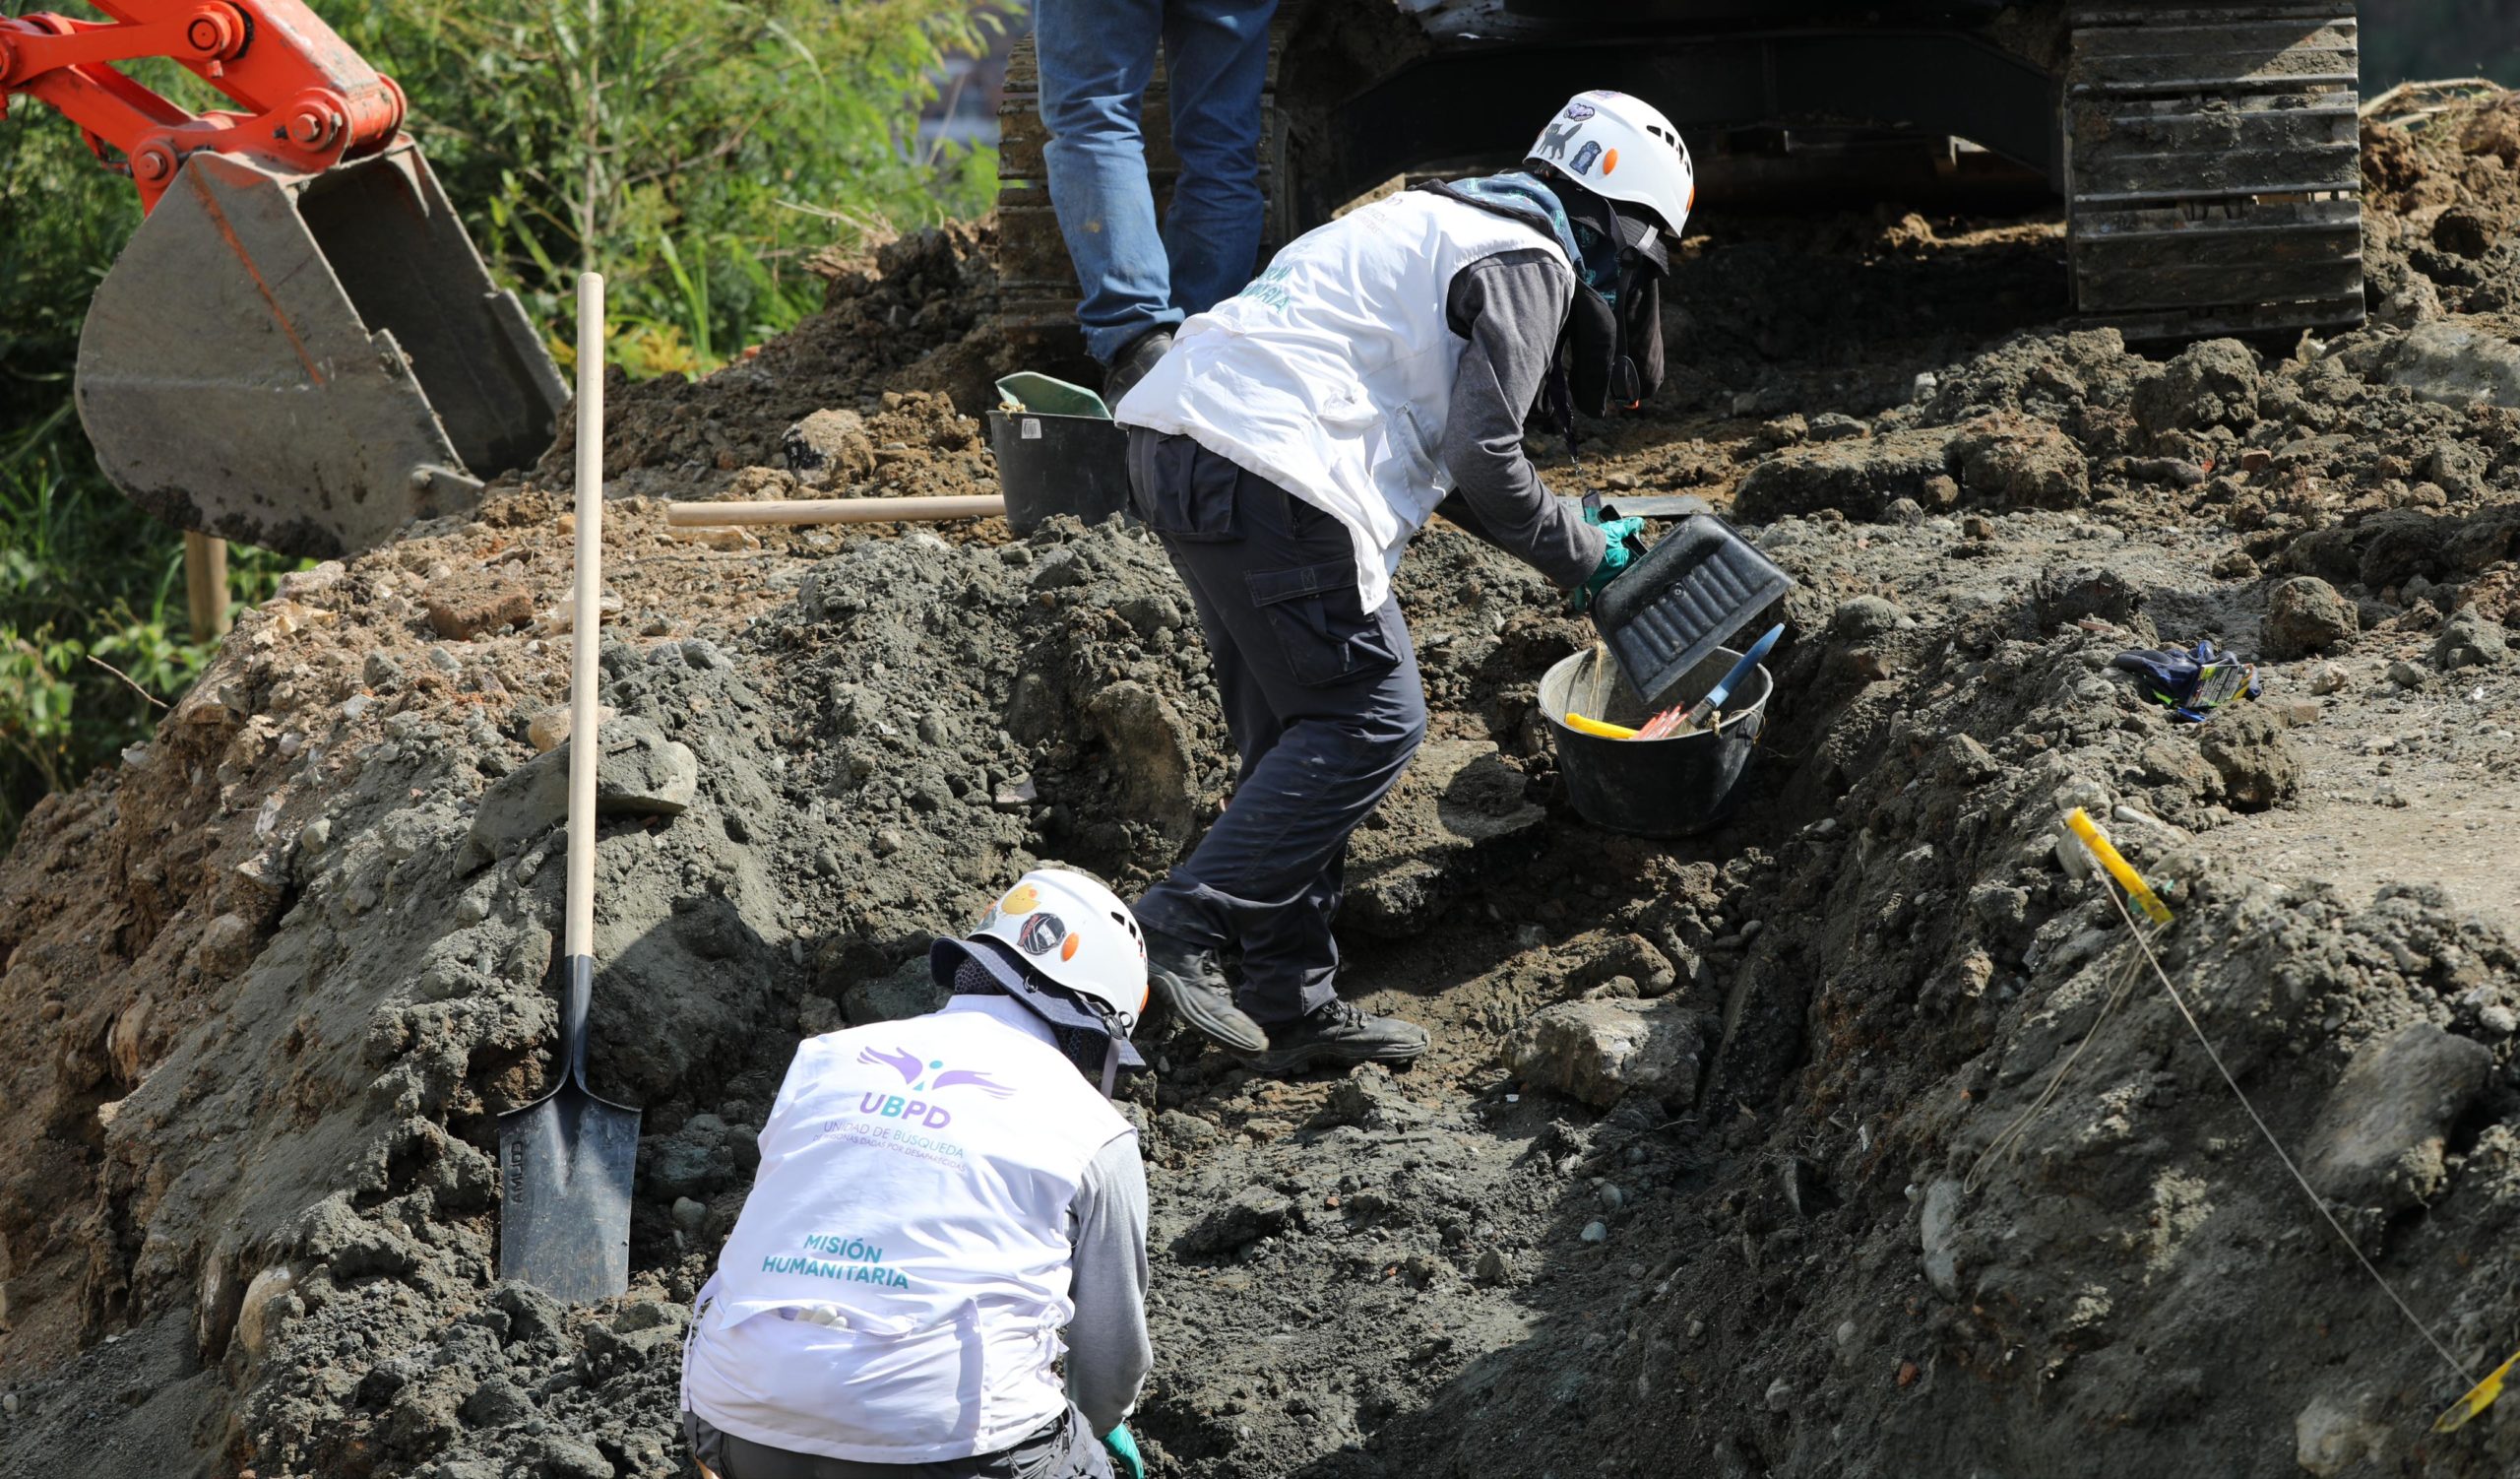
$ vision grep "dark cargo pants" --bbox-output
[685,1407,1109,1479]
[1124,428,1428,1027]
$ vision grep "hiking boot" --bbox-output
[1102,327,1174,407]
[1232,999,1428,1075]
[1146,930,1268,1054]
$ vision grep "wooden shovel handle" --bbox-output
[567,274,603,967]
[665,494,1006,527]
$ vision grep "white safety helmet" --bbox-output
[1525,90,1695,238]
[968,868,1150,1034]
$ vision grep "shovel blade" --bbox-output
[76,144,567,557]
[497,1083,641,1304]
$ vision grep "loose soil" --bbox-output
[12,93,2520,1479]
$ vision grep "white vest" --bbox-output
[680,997,1131,1463]
[1114,189,1570,611]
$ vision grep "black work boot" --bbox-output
[1233,999,1428,1075]
[1102,327,1174,407]
[1146,930,1268,1054]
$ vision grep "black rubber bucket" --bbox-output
[1538,643,1771,838]
[987,409,1131,533]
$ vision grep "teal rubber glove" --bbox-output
[1571,514,1646,613]
[1102,1424,1145,1479]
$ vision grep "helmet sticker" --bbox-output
[1017,911,1068,956]
[1603,148,1618,175]
[1000,883,1040,915]
[1060,934,1082,962]
[1563,100,1596,121]
[1571,141,1602,175]
[1536,118,1579,160]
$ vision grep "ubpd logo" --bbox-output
[858,1092,954,1129]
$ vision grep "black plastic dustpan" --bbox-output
[1589,512,1793,709]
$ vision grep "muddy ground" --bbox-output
[14,92,2520,1479]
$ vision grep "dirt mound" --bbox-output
[12,89,2520,1479]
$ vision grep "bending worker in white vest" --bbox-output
[1112,91,1694,1072]
[681,868,1154,1479]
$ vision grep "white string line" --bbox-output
[1968,942,2148,1194]
[2096,880,2479,1388]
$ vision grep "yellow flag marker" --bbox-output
[2064,807,2174,925]
[2436,1347,2520,1433]
[1564,712,1640,740]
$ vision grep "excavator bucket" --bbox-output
[76,142,569,557]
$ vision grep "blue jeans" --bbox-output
[1034,0,1277,363]
[1124,430,1429,1025]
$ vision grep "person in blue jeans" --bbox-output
[1034,0,1277,401]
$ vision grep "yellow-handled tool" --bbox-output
[2435,1346,2520,1433]
[2064,808,2174,925]
[1564,712,1640,740]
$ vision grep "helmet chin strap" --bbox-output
[1099,1037,1121,1099]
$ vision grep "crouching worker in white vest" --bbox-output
[1113,90,1695,1073]
[680,868,1155,1479]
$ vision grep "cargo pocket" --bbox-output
[1246,559,1397,687]
[1126,431,1239,542]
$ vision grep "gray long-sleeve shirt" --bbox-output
[1436,247,1606,592]
[1064,1131,1152,1435]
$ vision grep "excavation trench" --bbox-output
[11,96,2520,1479]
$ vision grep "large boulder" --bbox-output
[2304,1024,2492,1217]
[463,716,700,868]
[2261,575,2358,659]
[2382,317,2520,410]
[1504,997,1704,1109]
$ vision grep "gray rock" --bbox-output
[1829,596,1905,642]
[462,716,700,868]
[2197,707,2301,811]
[1806,412,1867,442]
[363,651,406,689]
[1919,1178,1965,1297]
[1177,1185,1294,1255]
[2031,565,2142,629]
[534,1433,615,1479]
[1083,680,1197,841]
[1579,1220,1609,1244]
[2295,1388,2387,1477]
[2132,339,2260,433]
[1308,1063,1428,1132]
[2431,611,2509,672]
[841,954,949,1027]
[2383,319,2520,410]
[460,1377,534,1429]
[1505,997,1704,1109]
[2386,658,2432,689]
[782,408,873,485]
[2304,1024,2491,1216]
[671,1196,708,1233]
[2263,576,2358,659]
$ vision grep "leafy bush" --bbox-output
[0,0,1009,844]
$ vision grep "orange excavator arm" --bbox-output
[0,1,566,558]
[0,0,405,209]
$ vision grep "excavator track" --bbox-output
[2065,2,2363,340]
[994,32,1285,355]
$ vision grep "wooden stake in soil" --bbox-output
[182,532,229,640]
[664,494,1006,528]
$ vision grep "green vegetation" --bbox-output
[0,0,1008,846]
[2363,1,2520,89]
